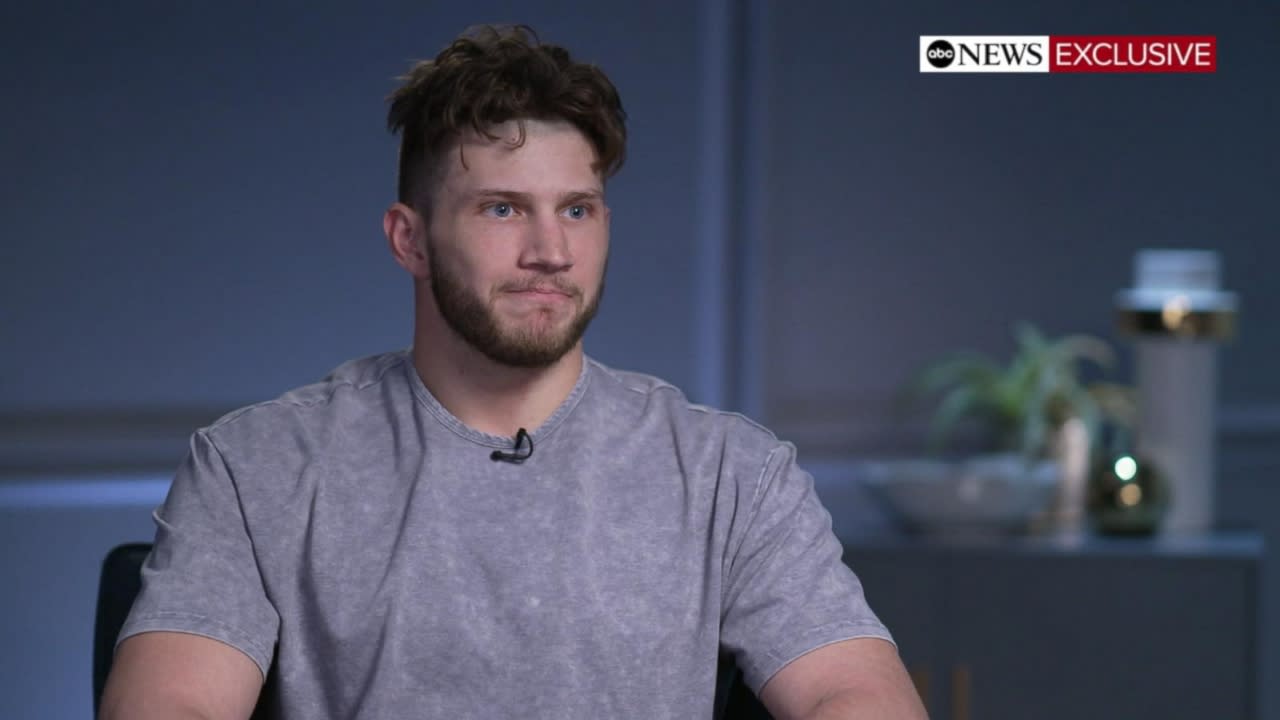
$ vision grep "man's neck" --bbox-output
[410,333,584,439]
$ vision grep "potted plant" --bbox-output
[905,323,1131,460]
[861,323,1134,535]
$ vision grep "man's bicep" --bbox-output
[101,631,264,720]
[758,637,926,720]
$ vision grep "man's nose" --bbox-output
[519,213,573,272]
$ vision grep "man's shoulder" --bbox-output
[201,350,410,442]
[585,358,782,451]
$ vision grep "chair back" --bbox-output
[93,543,152,717]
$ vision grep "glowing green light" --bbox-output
[1114,456,1138,482]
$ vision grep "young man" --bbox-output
[101,25,926,720]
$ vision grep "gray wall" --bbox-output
[2,0,713,435]
[2,1,1276,718]
[748,0,1277,452]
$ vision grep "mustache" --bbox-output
[499,277,581,297]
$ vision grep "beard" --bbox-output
[426,240,604,369]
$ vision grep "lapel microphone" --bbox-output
[490,427,533,464]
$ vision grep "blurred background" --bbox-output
[2,0,1275,717]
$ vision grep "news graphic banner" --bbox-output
[919,36,1217,73]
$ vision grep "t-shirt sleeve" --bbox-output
[719,442,894,694]
[117,429,280,678]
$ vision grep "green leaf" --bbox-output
[1089,382,1137,427]
[927,385,984,453]
[903,321,1130,456]
[897,352,1002,414]
[1051,334,1116,371]
[1014,322,1049,357]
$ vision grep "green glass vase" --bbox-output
[1086,453,1171,535]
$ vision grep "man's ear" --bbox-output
[385,202,429,279]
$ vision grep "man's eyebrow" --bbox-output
[471,189,533,203]
[561,189,604,203]
[470,188,604,203]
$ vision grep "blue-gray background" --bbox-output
[2,1,1276,717]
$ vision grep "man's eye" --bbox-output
[487,203,513,218]
[566,205,588,219]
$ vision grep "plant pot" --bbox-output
[858,453,1060,537]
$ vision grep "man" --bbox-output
[101,25,926,720]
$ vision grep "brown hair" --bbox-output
[387,25,627,215]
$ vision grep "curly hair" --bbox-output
[387,25,627,216]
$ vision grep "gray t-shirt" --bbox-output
[120,351,892,718]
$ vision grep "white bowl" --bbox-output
[857,454,1060,536]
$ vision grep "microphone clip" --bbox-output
[490,427,533,464]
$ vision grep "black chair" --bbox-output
[717,656,775,719]
[94,543,771,718]
[93,543,150,717]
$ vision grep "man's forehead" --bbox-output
[453,118,578,151]
[439,120,604,193]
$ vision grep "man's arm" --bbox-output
[99,631,264,720]
[758,637,928,720]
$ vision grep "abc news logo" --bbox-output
[921,36,1047,73]
[920,35,1217,73]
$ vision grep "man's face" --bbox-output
[423,119,609,368]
